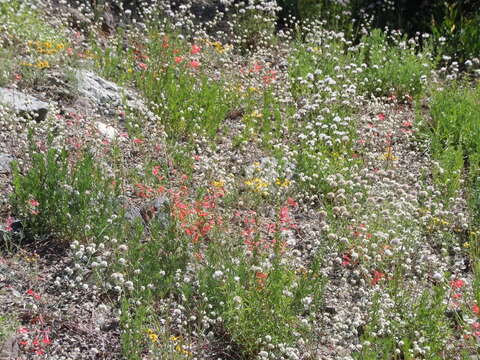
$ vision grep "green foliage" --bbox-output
[356,286,451,359]
[10,142,119,244]
[124,218,190,298]
[92,29,235,141]
[0,313,19,344]
[431,2,480,64]
[298,0,352,32]
[230,0,278,53]
[359,29,433,99]
[429,84,480,158]
[195,230,325,357]
[426,84,480,211]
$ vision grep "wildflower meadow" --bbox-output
[0,0,479,359]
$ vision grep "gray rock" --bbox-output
[0,335,18,360]
[74,69,149,117]
[0,153,14,173]
[0,88,49,121]
[75,70,122,107]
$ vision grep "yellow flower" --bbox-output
[35,60,50,69]
[212,180,225,188]
[245,177,269,193]
[380,146,397,161]
[146,329,159,343]
[250,110,263,118]
[275,178,291,188]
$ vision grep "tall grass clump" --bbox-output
[425,84,480,213]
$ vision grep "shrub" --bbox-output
[10,141,120,245]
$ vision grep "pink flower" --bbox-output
[17,327,29,334]
[402,120,412,127]
[189,60,200,69]
[138,62,148,70]
[29,199,40,207]
[175,56,183,64]
[377,113,386,121]
[4,216,14,231]
[66,47,73,56]
[191,44,201,54]
[133,138,144,144]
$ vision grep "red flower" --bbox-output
[371,270,385,285]
[191,44,201,54]
[137,62,148,70]
[189,60,200,69]
[26,289,41,300]
[341,253,351,267]
[133,138,144,144]
[401,120,412,128]
[377,113,386,121]
[175,56,183,64]
[42,335,52,345]
[450,279,465,289]
[473,304,480,315]
[252,63,263,72]
[287,197,298,208]
[256,272,268,279]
